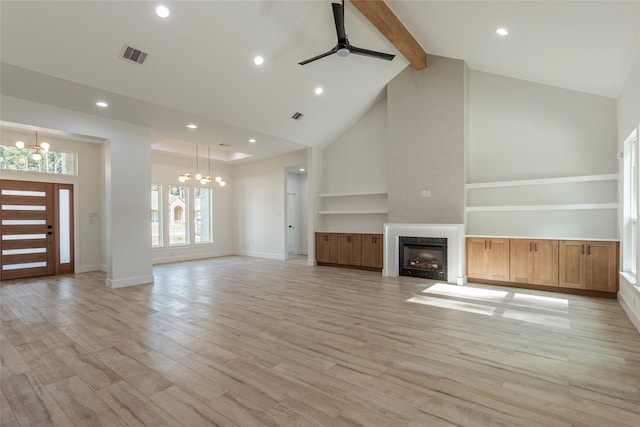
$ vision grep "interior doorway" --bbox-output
[285,166,308,260]
[0,179,74,280]
[287,193,297,255]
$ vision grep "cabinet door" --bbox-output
[533,240,559,286]
[510,239,534,283]
[487,238,510,281]
[467,238,489,279]
[585,241,618,292]
[338,234,362,266]
[316,233,338,264]
[559,241,586,289]
[361,234,383,269]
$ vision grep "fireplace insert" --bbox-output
[399,236,447,280]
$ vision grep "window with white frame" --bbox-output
[0,143,76,175]
[151,184,162,247]
[623,129,638,276]
[194,187,212,244]
[168,185,188,246]
[152,184,215,248]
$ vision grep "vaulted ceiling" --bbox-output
[1,1,638,163]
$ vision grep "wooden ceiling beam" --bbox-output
[350,0,427,70]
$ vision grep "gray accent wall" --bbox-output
[387,55,467,224]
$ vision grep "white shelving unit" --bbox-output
[317,191,388,233]
[465,174,619,239]
[465,174,618,189]
[466,174,618,211]
[317,209,388,215]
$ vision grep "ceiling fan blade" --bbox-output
[298,47,338,66]
[349,45,395,61]
[332,2,346,41]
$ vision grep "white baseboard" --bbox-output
[619,292,640,333]
[153,250,234,265]
[76,264,106,273]
[234,250,286,260]
[106,274,154,288]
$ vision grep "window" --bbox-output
[623,129,638,275]
[194,187,212,244]
[151,184,162,247]
[168,185,188,245]
[0,144,75,175]
[151,183,214,249]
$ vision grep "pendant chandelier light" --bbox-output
[15,131,50,161]
[178,144,226,187]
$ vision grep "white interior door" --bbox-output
[286,193,296,255]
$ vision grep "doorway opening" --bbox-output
[285,166,308,260]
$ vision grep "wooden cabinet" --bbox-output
[316,232,338,264]
[316,232,383,270]
[510,239,558,286]
[559,240,618,292]
[361,234,383,269]
[466,237,510,282]
[338,234,362,266]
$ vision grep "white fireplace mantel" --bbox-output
[383,223,466,285]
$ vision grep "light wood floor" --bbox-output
[2,256,640,426]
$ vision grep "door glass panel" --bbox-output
[2,220,47,225]
[1,190,46,197]
[1,205,46,210]
[59,188,71,263]
[3,262,47,270]
[2,248,47,255]
[2,234,47,240]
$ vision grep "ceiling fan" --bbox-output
[298,0,395,66]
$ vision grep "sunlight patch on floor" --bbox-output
[407,283,570,329]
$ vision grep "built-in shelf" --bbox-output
[318,191,387,198]
[465,174,618,189]
[466,203,618,212]
[318,209,388,215]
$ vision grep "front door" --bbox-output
[0,180,74,280]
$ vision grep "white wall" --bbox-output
[0,130,104,272]
[319,96,388,233]
[322,97,388,193]
[617,53,640,332]
[233,149,307,260]
[1,95,153,287]
[151,151,235,264]
[467,71,618,239]
[387,55,467,224]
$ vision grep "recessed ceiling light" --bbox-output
[254,56,264,65]
[249,138,256,143]
[187,123,198,129]
[156,5,170,18]
[96,101,108,108]
[299,168,305,172]
[496,28,508,36]
[315,87,324,95]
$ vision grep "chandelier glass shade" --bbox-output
[178,145,226,186]
[15,131,50,161]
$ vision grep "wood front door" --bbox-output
[0,180,74,280]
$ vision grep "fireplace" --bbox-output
[399,236,447,280]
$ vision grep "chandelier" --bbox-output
[178,145,226,187]
[15,131,50,161]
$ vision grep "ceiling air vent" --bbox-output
[219,143,231,147]
[291,112,304,121]
[120,45,148,65]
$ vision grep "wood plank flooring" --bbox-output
[1,255,640,426]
